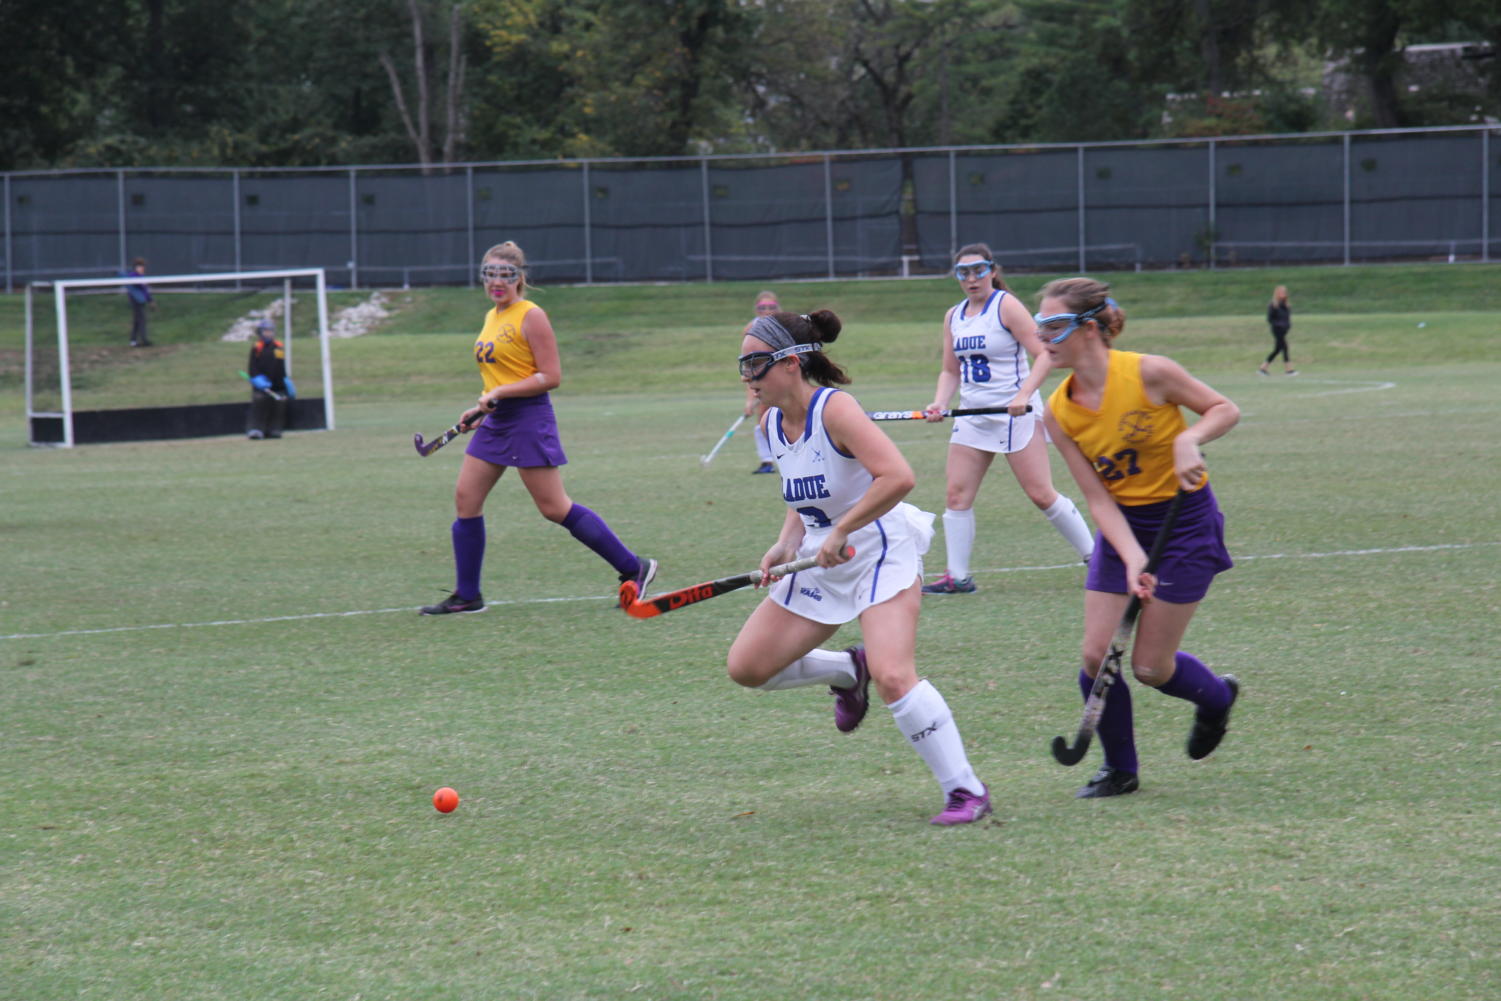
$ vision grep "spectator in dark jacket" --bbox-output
[123,258,154,347]
[1258,285,1296,376]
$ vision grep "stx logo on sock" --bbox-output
[907,718,949,743]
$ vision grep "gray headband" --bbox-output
[746,314,797,351]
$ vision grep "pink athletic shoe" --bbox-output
[831,645,870,733]
[930,784,992,826]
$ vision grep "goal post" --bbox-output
[24,267,335,447]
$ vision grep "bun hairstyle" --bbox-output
[954,242,1009,292]
[775,309,850,387]
[482,240,529,295]
[1038,277,1126,343]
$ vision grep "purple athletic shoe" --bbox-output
[930,784,992,826]
[831,645,871,733]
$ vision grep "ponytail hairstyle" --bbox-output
[482,240,530,296]
[775,309,851,387]
[1037,277,1126,344]
[954,242,1010,292]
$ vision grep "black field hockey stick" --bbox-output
[866,405,1031,421]
[620,549,852,619]
[413,420,472,457]
[1051,488,1188,766]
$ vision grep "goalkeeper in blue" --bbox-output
[246,318,295,439]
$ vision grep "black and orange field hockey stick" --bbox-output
[620,549,852,620]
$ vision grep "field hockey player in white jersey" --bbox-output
[921,243,1094,594]
[725,308,993,826]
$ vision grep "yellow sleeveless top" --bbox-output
[1047,350,1204,505]
[474,299,541,393]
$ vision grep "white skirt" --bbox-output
[949,390,1046,454]
[764,502,935,625]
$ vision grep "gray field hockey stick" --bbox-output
[866,405,1032,421]
[1051,488,1188,766]
[700,414,748,466]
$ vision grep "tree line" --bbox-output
[3,0,1497,173]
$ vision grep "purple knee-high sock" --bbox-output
[1080,669,1138,775]
[452,515,486,599]
[559,503,638,577]
[1155,651,1233,713]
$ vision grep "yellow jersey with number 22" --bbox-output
[474,299,541,393]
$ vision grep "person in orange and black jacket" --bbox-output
[246,319,294,439]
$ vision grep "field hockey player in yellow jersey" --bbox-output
[1039,277,1240,798]
[419,241,656,615]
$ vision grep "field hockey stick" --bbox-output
[238,369,284,401]
[700,414,748,466]
[620,548,853,619]
[1051,488,1188,766]
[866,405,1031,421]
[413,419,473,457]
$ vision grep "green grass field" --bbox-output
[3,264,1498,1000]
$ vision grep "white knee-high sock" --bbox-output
[753,423,773,463]
[888,679,981,794]
[941,508,976,579]
[1044,493,1095,560]
[757,648,857,691]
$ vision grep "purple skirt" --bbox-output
[465,393,568,468]
[1085,485,1232,604]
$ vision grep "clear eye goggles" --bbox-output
[479,263,522,284]
[953,260,994,282]
[754,301,780,314]
[738,342,820,380]
[1033,298,1116,344]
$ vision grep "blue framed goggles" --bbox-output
[1033,298,1116,344]
[738,342,821,380]
[953,260,994,282]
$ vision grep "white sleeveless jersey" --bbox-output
[949,289,1030,408]
[768,387,871,535]
[763,386,936,624]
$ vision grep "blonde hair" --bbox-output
[1272,285,1288,304]
[1037,277,1126,343]
[482,241,529,295]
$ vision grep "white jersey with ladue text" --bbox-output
[762,387,934,624]
[949,289,1030,408]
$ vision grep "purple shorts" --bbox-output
[465,393,568,468]
[1085,485,1232,604]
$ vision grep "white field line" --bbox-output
[3,540,1496,643]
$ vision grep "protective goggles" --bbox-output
[1033,298,1116,344]
[737,342,820,380]
[754,301,781,314]
[953,260,994,282]
[479,263,522,284]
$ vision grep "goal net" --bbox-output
[24,268,335,447]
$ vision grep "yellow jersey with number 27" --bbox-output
[1047,349,1204,506]
[474,299,541,393]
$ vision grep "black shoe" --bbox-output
[619,557,658,607]
[1187,674,1239,760]
[420,591,485,615]
[1075,766,1140,799]
[752,462,775,474]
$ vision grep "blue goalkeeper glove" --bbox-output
[282,377,296,399]
[250,374,272,392]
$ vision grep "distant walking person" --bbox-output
[921,243,1094,595]
[122,258,154,347]
[1258,285,1295,376]
[420,241,656,615]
